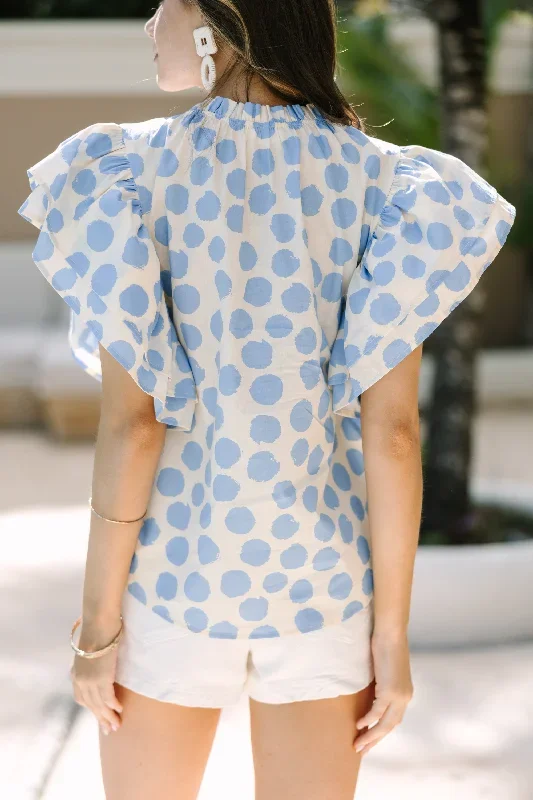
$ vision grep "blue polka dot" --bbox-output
[216,139,237,163]
[230,309,253,339]
[193,127,216,151]
[157,149,179,177]
[227,168,246,199]
[215,437,241,469]
[128,582,147,604]
[173,284,200,314]
[295,328,317,355]
[87,220,113,251]
[200,502,212,529]
[313,547,340,571]
[272,480,297,509]
[314,514,335,542]
[250,415,281,444]
[198,534,219,565]
[156,572,178,600]
[383,339,412,369]
[332,198,357,229]
[329,238,354,266]
[239,597,268,621]
[154,216,171,247]
[280,544,308,569]
[239,242,257,271]
[357,535,371,564]
[347,448,364,476]
[350,494,365,521]
[226,204,244,232]
[249,184,276,215]
[165,184,189,214]
[181,441,203,471]
[263,572,288,593]
[221,570,252,598]
[325,163,349,192]
[219,364,242,396]
[184,607,209,633]
[272,249,300,277]
[328,573,353,600]
[191,156,213,186]
[241,539,271,567]
[210,309,223,341]
[167,501,191,530]
[290,400,313,433]
[184,572,210,602]
[192,483,205,506]
[282,283,311,313]
[157,468,184,496]
[180,323,202,351]
[343,601,364,620]
[250,374,283,405]
[285,170,301,199]
[244,277,272,307]
[301,185,323,216]
[213,475,240,501]
[271,214,296,243]
[282,136,301,164]
[248,451,280,482]
[427,222,453,250]
[166,536,189,566]
[362,568,374,595]
[289,579,313,604]
[332,463,351,491]
[51,267,77,291]
[364,154,381,179]
[291,438,309,466]
[119,284,149,317]
[302,485,318,512]
[308,445,324,476]
[309,134,332,159]
[252,149,275,177]
[209,236,226,264]
[183,223,205,248]
[295,608,324,632]
[339,514,354,543]
[321,273,343,302]
[342,142,360,164]
[369,293,401,324]
[123,237,149,268]
[91,264,117,296]
[364,185,387,216]
[272,514,299,539]
[242,339,272,369]
[72,169,96,196]
[196,191,221,221]
[265,314,293,338]
[139,517,160,546]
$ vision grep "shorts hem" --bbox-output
[246,672,375,705]
[114,671,242,709]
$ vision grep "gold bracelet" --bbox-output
[89,497,147,525]
[70,615,124,659]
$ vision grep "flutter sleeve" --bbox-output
[327,143,517,415]
[17,122,197,429]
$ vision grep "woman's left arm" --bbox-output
[353,344,424,754]
[71,345,167,735]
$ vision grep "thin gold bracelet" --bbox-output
[89,497,147,525]
[70,615,124,659]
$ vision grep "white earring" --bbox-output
[193,25,218,92]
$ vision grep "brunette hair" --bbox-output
[188,0,365,130]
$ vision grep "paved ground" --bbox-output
[1,410,532,799]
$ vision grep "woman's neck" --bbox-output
[212,55,289,107]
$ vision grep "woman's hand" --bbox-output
[70,617,124,736]
[353,630,413,755]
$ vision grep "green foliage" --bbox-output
[337,13,440,147]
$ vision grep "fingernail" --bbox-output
[112,724,119,732]
[102,728,109,736]
[355,744,363,752]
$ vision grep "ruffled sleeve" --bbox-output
[327,143,517,415]
[17,122,197,430]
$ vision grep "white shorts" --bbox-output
[115,592,375,708]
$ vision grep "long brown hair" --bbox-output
[188,0,365,130]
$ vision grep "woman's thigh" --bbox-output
[250,681,376,800]
[99,683,221,800]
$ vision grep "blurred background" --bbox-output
[1,0,532,798]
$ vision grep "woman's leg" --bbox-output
[99,683,221,800]
[250,681,375,800]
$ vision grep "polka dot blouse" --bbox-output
[18,96,516,639]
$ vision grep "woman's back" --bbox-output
[19,94,515,639]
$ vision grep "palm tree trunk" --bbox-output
[422,0,488,541]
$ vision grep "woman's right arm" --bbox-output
[352,344,423,754]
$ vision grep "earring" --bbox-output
[193,25,218,92]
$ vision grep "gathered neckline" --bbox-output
[198,94,329,127]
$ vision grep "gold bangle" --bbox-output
[89,497,147,525]
[70,615,124,659]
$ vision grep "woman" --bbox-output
[18,0,515,797]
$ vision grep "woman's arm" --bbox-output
[353,344,423,753]
[72,345,167,735]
